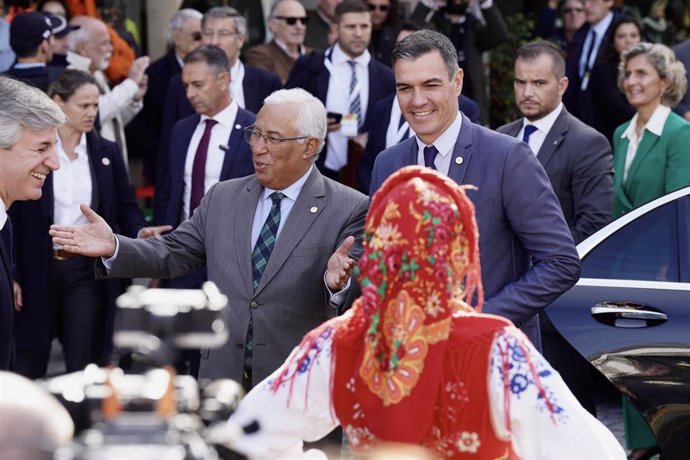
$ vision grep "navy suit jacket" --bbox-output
[0,218,13,370]
[157,65,281,190]
[358,93,480,193]
[285,49,395,171]
[563,11,620,124]
[154,107,256,227]
[497,107,613,244]
[369,114,581,349]
[9,132,147,356]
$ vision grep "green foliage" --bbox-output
[489,13,536,128]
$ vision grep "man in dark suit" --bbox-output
[370,30,581,350]
[286,0,395,189]
[563,0,617,124]
[132,9,202,184]
[497,40,613,244]
[305,0,340,50]
[50,88,368,391]
[0,76,65,370]
[673,37,690,121]
[155,45,254,229]
[3,12,64,92]
[497,41,613,414]
[158,6,281,189]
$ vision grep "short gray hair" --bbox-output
[619,42,687,107]
[0,77,65,149]
[167,8,203,45]
[392,29,460,80]
[203,6,247,36]
[263,88,327,157]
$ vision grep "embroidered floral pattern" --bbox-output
[360,291,428,406]
[456,431,481,453]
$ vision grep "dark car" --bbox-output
[547,187,690,460]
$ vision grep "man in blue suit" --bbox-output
[358,22,480,193]
[285,0,395,189]
[155,45,254,257]
[157,6,281,193]
[370,30,581,350]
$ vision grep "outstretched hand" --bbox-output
[325,236,356,291]
[49,203,116,257]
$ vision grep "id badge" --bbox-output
[340,113,359,137]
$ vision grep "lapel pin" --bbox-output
[553,140,558,145]
[102,157,110,166]
[235,124,241,129]
[310,206,318,214]
[455,156,464,165]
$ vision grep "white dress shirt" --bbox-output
[519,103,563,156]
[415,111,463,175]
[620,104,671,184]
[324,44,371,171]
[53,133,92,229]
[230,60,246,109]
[0,199,7,230]
[181,100,239,222]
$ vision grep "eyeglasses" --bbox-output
[368,3,389,12]
[272,16,309,26]
[201,29,239,39]
[244,127,307,147]
[563,7,584,14]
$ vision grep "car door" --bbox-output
[548,188,690,459]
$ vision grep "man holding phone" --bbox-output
[286,0,395,189]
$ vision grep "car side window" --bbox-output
[581,201,679,282]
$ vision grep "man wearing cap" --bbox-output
[2,11,63,92]
[46,14,79,68]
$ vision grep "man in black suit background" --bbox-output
[133,8,202,185]
[497,40,613,415]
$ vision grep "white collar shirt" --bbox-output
[182,100,239,221]
[53,132,92,229]
[324,43,371,171]
[230,59,246,109]
[620,104,671,183]
[519,103,563,155]
[415,111,463,176]
[251,165,313,249]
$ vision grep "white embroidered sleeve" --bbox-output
[488,329,626,459]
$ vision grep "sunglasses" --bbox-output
[368,4,390,12]
[563,7,584,14]
[273,16,309,26]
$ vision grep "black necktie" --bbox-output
[1,218,13,273]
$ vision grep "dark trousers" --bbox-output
[49,256,105,374]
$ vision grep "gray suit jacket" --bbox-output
[497,107,613,244]
[370,114,581,349]
[101,168,368,385]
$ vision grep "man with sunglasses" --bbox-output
[246,0,311,85]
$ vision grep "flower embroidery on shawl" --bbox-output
[456,431,481,453]
[343,425,376,449]
[360,291,428,406]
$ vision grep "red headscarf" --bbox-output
[271,166,544,458]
